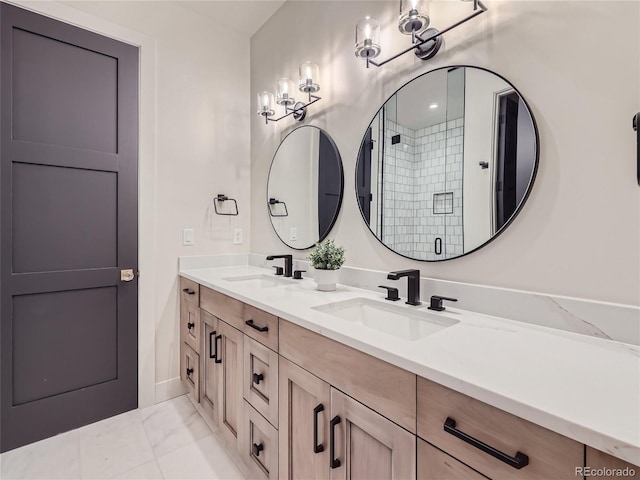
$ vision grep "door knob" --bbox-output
[120,269,135,282]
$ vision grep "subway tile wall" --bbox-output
[380,115,464,260]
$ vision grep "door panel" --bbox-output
[11,27,118,152]
[330,388,416,480]
[1,3,138,452]
[12,162,117,273]
[13,287,117,405]
[216,320,244,449]
[278,357,330,480]
[200,310,219,424]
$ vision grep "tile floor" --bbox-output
[0,395,246,479]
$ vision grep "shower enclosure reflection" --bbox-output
[356,66,538,261]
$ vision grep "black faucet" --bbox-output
[266,254,293,278]
[387,269,421,306]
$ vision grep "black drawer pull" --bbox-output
[252,443,264,457]
[214,334,222,364]
[209,331,217,359]
[186,367,194,377]
[330,415,341,469]
[187,321,195,330]
[245,319,268,332]
[444,417,529,469]
[252,373,264,385]
[182,288,196,295]
[313,404,324,454]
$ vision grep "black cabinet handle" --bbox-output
[214,334,222,364]
[186,367,194,377]
[187,321,195,330]
[313,404,324,454]
[330,415,341,469]
[252,373,264,385]
[444,417,529,469]
[182,288,195,295]
[209,331,217,359]
[245,319,268,333]
[252,443,264,457]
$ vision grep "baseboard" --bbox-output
[155,377,186,404]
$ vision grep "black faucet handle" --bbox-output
[293,270,306,280]
[378,285,400,301]
[428,295,458,311]
[273,266,284,276]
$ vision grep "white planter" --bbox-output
[313,268,340,291]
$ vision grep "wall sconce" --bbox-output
[355,0,487,68]
[257,62,322,125]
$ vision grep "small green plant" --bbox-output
[308,239,346,270]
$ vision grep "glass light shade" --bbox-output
[257,91,275,116]
[298,62,320,93]
[275,78,296,106]
[398,0,430,35]
[355,17,381,59]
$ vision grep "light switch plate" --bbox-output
[290,227,297,241]
[233,228,243,245]
[183,228,194,246]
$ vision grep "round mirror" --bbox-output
[356,66,539,261]
[268,126,344,250]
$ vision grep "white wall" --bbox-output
[251,0,640,306]
[15,0,252,403]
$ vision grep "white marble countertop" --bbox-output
[180,265,640,465]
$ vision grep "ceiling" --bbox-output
[176,0,286,37]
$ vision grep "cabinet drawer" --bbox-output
[418,438,488,479]
[200,286,243,329]
[239,400,279,480]
[242,305,278,352]
[180,276,199,306]
[280,320,416,433]
[417,377,583,480]
[585,447,640,479]
[180,298,200,354]
[180,342,200,403]
[243,336,278,427]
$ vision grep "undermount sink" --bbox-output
[313,298,458,341]
[222,274,296,288]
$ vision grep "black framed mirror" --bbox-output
[268,126,344,250]
[356,66,539,261]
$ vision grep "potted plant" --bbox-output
[308,239,346,291]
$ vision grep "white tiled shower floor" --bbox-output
[0,395,246,479]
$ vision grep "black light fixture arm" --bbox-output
[366,0,488,68]
[264,93,321,124]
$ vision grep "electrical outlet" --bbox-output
[290,227,297,241]
[233,228,243,245]
[183,228,194,246]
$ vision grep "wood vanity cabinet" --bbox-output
[278,356,415,480]
[179,277,200,403]
[417,377,583,480]
[243,335,279,427]
[278,357,331,480]
[330,388,416,479]
[215,318,244,450]
[585,447,640,480]
[199,310,219,425]
[418,439,488,479]
[180,277,638,480]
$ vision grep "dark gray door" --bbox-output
[1,3,138,452]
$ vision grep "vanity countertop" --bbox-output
[180,265,640,465]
